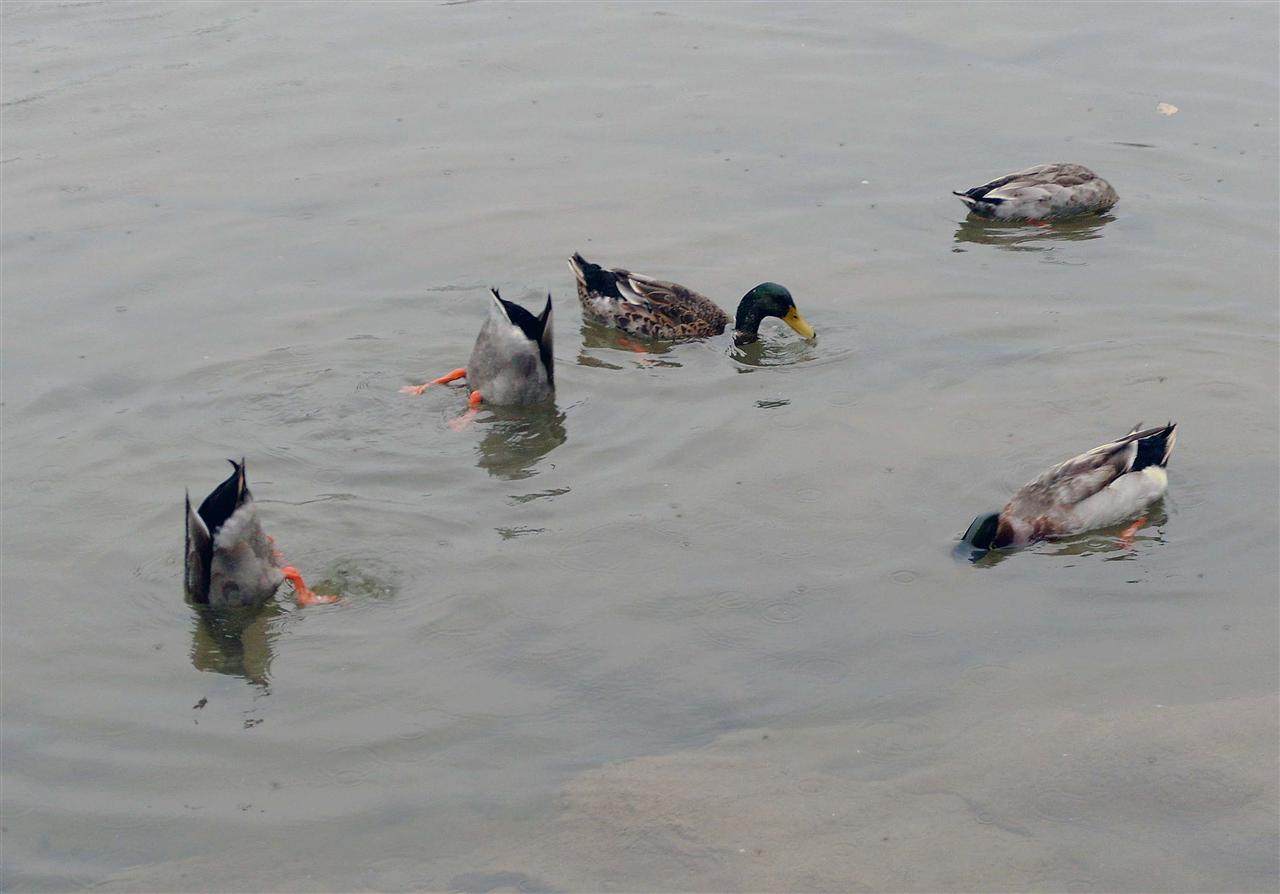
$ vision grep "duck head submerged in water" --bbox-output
[401,289,554,420]
[953,163,1118,222]
[185,459,338,607]
[959,422,1177,559]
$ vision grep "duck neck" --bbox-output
[732,305,764,345]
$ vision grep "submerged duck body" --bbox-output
[402,289,554,407]
[954,163,1118,220]
[963,422,1177,552]
[467,289,555,406]
[185,460,284,608]
[568,253,815,345]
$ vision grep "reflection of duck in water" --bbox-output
[190,601,282,687]
[475,405,568,481]
[185,459,337,607]
[569,253,815,347]
[961,423,1177,558]
[953,212,1115,251]
[954,163,1118,221]
[401,289,554,422]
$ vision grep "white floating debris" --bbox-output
[1156,102,1179,116]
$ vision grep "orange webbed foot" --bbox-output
[447,391,483,431]
[1118,516,1147,549]
[281,566,344,606]
[615,335,651,354]
[400,367,467,396]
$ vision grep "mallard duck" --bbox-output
[401,289,554,407]
[962,422,1177,552]
[185,460,335,607]
[568,253,815,346]
[953,163,1118,220]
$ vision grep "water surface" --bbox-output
[2,2,1277,891]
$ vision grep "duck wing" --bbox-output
[955,163,1113,216]
[185,492,214,603]
[570,253,728,326]
[620,270,725,319]
[1006,423,1175,519]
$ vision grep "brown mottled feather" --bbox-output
[570,255,732,340]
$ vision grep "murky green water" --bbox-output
[3,2,1276,891]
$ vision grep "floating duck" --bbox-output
[962,422,1177,553]
[401,289,554,410]
[568,253,815,346]
[954,163,1118,221]
[185,460,336,607]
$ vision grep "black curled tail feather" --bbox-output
[954,187,1003,205]
[195,459,247,540]
[491,289,550,348]
[1131,422,1177,470]
[569,252,623,299]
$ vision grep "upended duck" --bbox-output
[568,253,815,346]
[954,163,1118,221]
[962,422,1177,553]
[185,459,337,607]
[401,289,554,409]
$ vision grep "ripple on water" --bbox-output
[693,620,759,651]
[844,720,928,770]
[779,652,851,682]
[416,592,512,642]
[761,600,802,624]
[549,529,635,576]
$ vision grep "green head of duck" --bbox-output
[732,282,816,346]
[957,511,1003,560]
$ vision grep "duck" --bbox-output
[185,459,336,607]
[401,289,554,408]
[962,422,1177,553]
[953,163,1118,221]
[568,253,815,346]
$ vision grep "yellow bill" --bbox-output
[783,306,816,340]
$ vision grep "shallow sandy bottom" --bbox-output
[498,693,1277,893]
[102,682,1276,893]
[5,1,1277,890]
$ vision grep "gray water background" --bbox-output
[2,2,1277,891]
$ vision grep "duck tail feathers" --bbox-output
[568,252,623,299]
[954,189,1001,206]
[568,252,592,283]
[1131,422,1177,470]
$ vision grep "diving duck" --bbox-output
[962,422,1177,553]
[953,163,1118,220]
[185,460,336,607]
[568,253,815,346]
[401,289,554,408]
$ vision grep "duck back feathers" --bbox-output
[954,163,1118,220]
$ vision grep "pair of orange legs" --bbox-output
[399,367,483,429]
